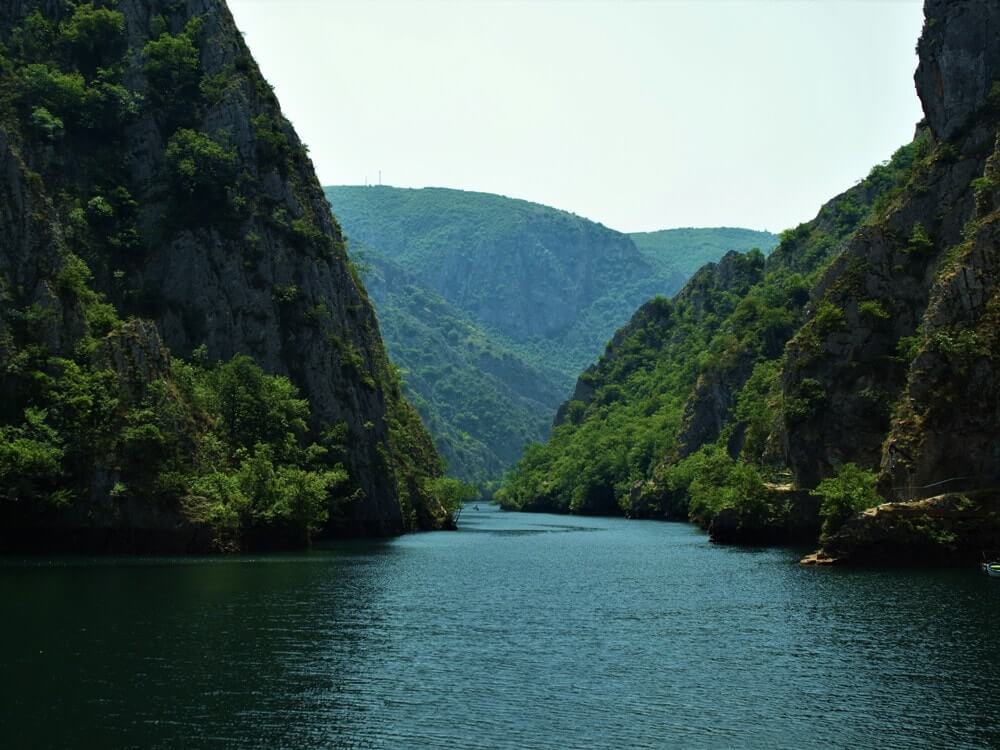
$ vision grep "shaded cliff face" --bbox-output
[555,250,765,426]
[0,129,86,370]
[497,250,770,515]
[882,1,1000,496]
[0,0,446,544]
[670,172,914,461]
[884,139,1000,494]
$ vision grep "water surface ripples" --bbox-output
[2,504,999,748]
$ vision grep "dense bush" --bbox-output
[16,56,136,133]
[10,10,55,62]
[0,408,66,506]
[203,354,310,460]
[19,62,89,119]
[812,463,881,540]
[141,19,202,107]
[253,112,291,167]
[84,72,140,130]
[424,476,478,511]
[164,128,236,205]
[59,3,126,72]
[29,105,63,140]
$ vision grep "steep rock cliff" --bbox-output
[0,0,446,548]
[555,250,765,427]
[498,250,771,515]
[782,0,1000,495]
[499,137,920,521]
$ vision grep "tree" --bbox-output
[59,4,126,72]
[812,463,881,540]
[205,355,309,461]
[0,408,66,503]
[142,19,202,107]
[424,476,478,517]
[164,128,236,206]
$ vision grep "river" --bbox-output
[2,504,999,749]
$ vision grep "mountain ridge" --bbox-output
[326,184,778,482]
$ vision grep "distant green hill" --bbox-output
[326,186,688,382]
[356,244,564,484]
[326,185,778,483]
[630,228,779,278]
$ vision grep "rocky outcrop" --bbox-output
[881,155,1000,496]
[779,143,985,486]
[677,165,930,470]
[803,492,1000,566]
[790,0,1000,563]
[676,349,757,459]
[136,1,412,533]
[0,132,86,364]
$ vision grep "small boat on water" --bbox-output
[982,563,1000,578]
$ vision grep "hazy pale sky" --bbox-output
[228,0,925,234]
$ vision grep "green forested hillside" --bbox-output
[357,245,564,484]
[498,137,928,527]
[326,185,777,482]
[630,227,779,278]
[325,186,688,384]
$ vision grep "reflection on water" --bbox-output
[2,504,999,749]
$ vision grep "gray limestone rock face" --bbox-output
[916,0,1000,142]
[0,132,86,359]
[113,1,411,532]
[0,0,445,540]
[780,132,989,488]
[782,0,1000,495]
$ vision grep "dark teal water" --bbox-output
[2,504,1000,749]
